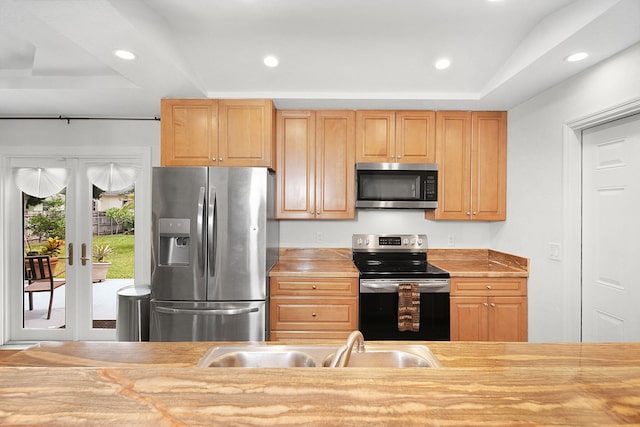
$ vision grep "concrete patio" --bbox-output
[23,278,133,329]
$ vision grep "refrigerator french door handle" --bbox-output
[155,306,259,316]
[208,186,217,277]
[197,186,205,274]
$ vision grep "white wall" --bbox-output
[280,211,491,248]
[0,119,160,162]
[492,42,640,342]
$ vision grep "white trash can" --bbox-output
[116,285,151,341]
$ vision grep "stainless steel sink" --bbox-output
[197,345,337,368]
[321,345,443,368]
[196,343,441,368]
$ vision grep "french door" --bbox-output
[5,148,149,342]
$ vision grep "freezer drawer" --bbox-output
[150,300,266,342]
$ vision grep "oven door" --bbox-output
[359,280,450,341]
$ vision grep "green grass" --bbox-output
[92,234,134,278]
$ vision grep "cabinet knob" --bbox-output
[483,303,488,307]
[311,285,317,290]
[473,212,477,215]
[486,285,492,289]
[490,303,496,308]
[219,158,223,162]
[466,211,471,215]
[316,211,320,215]
[311,312,317,317]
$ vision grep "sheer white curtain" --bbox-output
[86,162,139,192]
[12,167,70,198]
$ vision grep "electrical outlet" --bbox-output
[447,235,455,247]
[548,242,561,261]
[316,232,324,242]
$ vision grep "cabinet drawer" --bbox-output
[450,277,527,296]
[270,297,357,331]
[270,330,353,341]
[271,277,357,297]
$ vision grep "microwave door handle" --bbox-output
[156,307,259,316]
[423,177,427,200]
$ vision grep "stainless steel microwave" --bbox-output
[356,163,438,209]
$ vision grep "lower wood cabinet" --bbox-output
[450,277,528,342]
[269,276,358,341]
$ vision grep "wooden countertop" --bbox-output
[269,248,529,278]
[269,248,359,277]
[428,248,529,277]
[1,341,639,425]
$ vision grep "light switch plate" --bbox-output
[548,242,561,261]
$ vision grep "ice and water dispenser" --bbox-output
[158,218,191,265]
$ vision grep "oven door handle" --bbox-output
[360,281,450,293]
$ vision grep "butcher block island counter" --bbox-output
[1,341,640,425]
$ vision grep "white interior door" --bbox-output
[582,113,640,342]
[4,148,150,342]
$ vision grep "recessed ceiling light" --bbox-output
[435,58,451,70]
[113,49,136,60]
[263,55,279,67]
[565,52,589,62]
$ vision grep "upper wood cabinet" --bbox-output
[426,111,507,221]
[160,98,275,168]
[218,99,275,168]
[161,99,219,166]
[355,110,436,163]
[276,110,355,219]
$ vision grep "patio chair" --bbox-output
[24,255,65,320]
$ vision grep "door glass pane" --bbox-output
[22,190,67,329]
[91,184,135,330]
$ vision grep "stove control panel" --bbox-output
[352,234,427,252]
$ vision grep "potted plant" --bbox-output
[92,244,114,283]
[35,236,65,274]
[39,236,65,257]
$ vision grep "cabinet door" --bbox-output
[355,111,396,162]
[428,111,472,220]
[450,296,488,341]
[276,111,315,219]
[315,110,356,219]
[472,111,507,221]
[488,297,528,342]
[218,99,274,168]
[396,111,436,163]
[160,99,218,166]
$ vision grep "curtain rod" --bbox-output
[0,116,160,124]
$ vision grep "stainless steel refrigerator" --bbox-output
[150,167,278,341]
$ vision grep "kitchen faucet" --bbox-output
[328,330,365,367]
